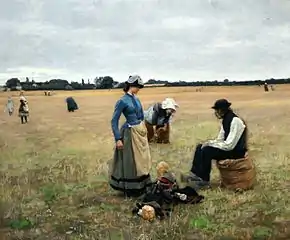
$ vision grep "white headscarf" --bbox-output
[20,96,27,102]
[127,75,144,86]
[161,98,179,110]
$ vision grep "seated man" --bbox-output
[184,99,248,189]
[144,98,179,143]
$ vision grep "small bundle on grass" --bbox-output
[132,162,204,221]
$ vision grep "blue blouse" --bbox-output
[111,93,144,142]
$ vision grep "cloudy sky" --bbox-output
[0,0,290,84]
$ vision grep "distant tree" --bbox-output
[46,79,70,90]
[65,85,73,90]
[102,76,114,89]
[49,79,69,85]
[82,79,85,85]
[26,77,30,82]
[94,76,114,89]
[112,81,119,88]
[94,77,103,87]
[71,81,82,89]
[146,79,157,84]
[5,78,21,88]
[116,82,125,89]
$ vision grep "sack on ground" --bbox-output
[216,154,256,191]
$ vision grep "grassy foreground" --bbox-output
[1,86,290,240]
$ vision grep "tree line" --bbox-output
[2,76,290,91]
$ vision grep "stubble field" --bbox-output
[1,86,290,240]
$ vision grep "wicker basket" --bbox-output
[216,154,256,191]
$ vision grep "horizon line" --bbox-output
[1,76,290,85]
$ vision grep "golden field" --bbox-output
[1,85,290,240]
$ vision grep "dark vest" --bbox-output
[222,111,247,154]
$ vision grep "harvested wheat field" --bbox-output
[1,86,290,240]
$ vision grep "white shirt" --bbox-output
[207,117,245,151]
[144,105,155,124]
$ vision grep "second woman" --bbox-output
[109,75,152,197]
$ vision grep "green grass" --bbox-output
[1,88,290,239]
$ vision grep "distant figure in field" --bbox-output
[18,96,29,124]
[264,83,269,92]
[196,87,202,92]
[66,97,78,112]
[109,75,152,197]
[182,99,248,189]
[270,85,275,91]
[144,98,179,144]
[4,96,14,116]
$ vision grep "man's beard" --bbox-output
[215,112,222,119]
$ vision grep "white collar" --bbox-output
[127,92,135,96]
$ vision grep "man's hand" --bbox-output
[201,142,209,149]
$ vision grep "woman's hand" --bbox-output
[116,140,123,150]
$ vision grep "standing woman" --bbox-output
[18,96,29,124]
[5,96,14,116]
[109,75,152,197]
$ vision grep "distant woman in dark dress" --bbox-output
[66,97,78,112]
[109,75,152,197]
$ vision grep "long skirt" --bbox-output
[18,110,29,117]
[66,97,78,112]
[109,122,152,197]
[6,107,14,116]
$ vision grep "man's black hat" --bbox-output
[211,99,231,110]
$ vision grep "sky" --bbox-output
[0,0,290,84]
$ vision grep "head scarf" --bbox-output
[126,75,144,88]
[161,98,179,111]
[20,96,26,101]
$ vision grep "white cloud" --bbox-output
[162,17,204,29]
[0,0,290,84]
